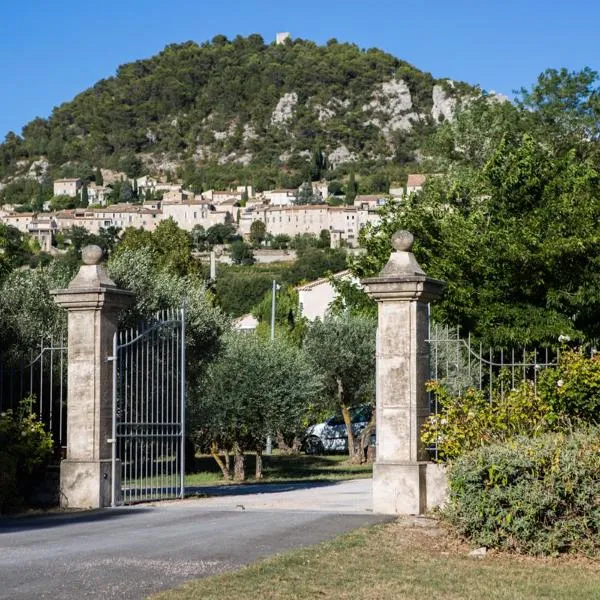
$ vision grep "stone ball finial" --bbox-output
[81,245,103,265]
[391,230,414,252]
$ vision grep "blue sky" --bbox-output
[0,0,598,139]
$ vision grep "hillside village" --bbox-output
[0,171,429,253]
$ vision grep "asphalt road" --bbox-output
[0,479,390,600]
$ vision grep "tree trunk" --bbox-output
[337,378,356,460]
[255,448,263,480]
[276,431,291,454]
[355,416,376,464]
[210,442,230,480]
[233,443,245,481]
[291,435,302,454]
[224,449,230,473]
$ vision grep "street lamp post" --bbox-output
[266,279,279,455]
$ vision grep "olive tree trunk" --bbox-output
[233,442,245,481]
[210,442,231,480]
[337,378,356,460]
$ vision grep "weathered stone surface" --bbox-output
[60,459,117,509]
[373,462,427,515]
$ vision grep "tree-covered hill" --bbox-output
[0,35,477,194]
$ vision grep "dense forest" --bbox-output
[0,35,475,200]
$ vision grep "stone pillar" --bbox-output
[52,245,134,508]
[362,231,444,515]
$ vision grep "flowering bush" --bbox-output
[0,397,54,513]
[421,380,555,461]
[537,348,600,423]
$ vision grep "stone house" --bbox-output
[53,178,82,198]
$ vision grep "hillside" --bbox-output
[0,34,478,198]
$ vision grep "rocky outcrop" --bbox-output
[271,92,298,126]
[431,83,457,122]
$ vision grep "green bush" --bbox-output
[0,398,54,513]
[444,430,600,556]
[538,348,600,423]
[421,380,555,461]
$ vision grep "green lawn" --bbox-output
[152,518,600,600]
[184,453,373,488]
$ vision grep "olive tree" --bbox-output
[303,313,376,461]
[192,333,322,480]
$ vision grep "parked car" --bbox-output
[303,404,374,454]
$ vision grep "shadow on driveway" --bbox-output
[0,507,155,534]
[186,479,348,498]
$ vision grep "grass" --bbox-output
[184,453,373,488]
[152,518,600,600]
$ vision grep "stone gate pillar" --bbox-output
[362,231,444,514]
[52,245,134,508]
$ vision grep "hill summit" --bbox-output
[0,34,477,192]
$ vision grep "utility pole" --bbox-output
[266,279,278,455]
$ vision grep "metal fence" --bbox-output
[425,322,559,459]
[110,308,186,506]
[426,323,558,402]
[0,337,67,449]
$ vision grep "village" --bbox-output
[0,172,429,253]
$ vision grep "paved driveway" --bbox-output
[0,479,389,600]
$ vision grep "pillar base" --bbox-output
[60,459,119,509]
[373,461,449,515]
[373,461,427,515]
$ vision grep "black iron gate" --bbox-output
[110,308,186,506]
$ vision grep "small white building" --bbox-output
[233,314,259,332]
[297,270,359,321]
[263,189,297,206]
[406,174,428,195]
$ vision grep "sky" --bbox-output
[0,0,598,139]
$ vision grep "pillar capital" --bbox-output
[51,245,134,311]
[362,229,444,304]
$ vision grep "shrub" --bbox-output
[538,348,600,423]
[0,398,54,513]
[421,380,555,461]
[444,430,600,556]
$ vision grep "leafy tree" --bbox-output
[346,171,358,203]
[49,195,77,211]
[251,284,307,346]
[115,218,197,276]
[80,183,89,207]
[191,224,207,251]
[319,229,331,248]
[270,234,291,249]
[516,67,600,155]
[0,262,73,358]
[108,247,229,385]
[303,314,376,461]
[294,182,319,205]
[205,223,237,246]
[192,332,322,480]
[354,134,600,346]
[119,180,134,203]
[229,240,255,265]
[249,220,266,246]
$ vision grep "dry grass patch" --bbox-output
[152,517,600,600]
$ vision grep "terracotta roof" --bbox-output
[406,174,428,187]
